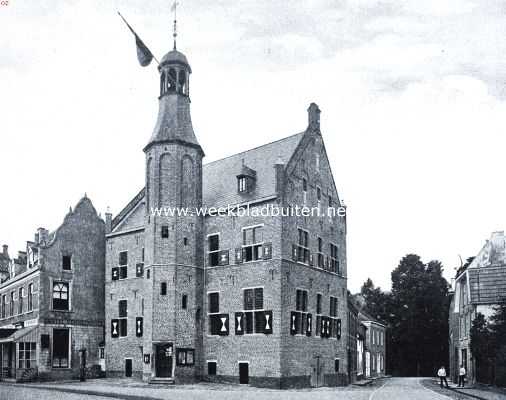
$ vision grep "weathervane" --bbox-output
[171,1,179,50]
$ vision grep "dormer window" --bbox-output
[236,164,256,194]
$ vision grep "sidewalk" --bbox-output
[427,378,506,400]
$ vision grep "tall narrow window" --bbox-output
[317,237,324,268]
[18,287,23,314]
[1,294,6,318]
[10,291,14,316]
[238,177,247,193]
[292,289,309,335]
[297,229,310,264]
[161,225,169,238]
[242,226,263,262]
[119,300,128,337]
[62,255,72,271]
[316,293,322,336]
[208,292,224,336]
[182,294,188,309]
[330,244,339,274]
[119,251,128,279]
[208,234,220,266]
[302,178,307,204]
[52,282,69,311]
[161,282,167,295]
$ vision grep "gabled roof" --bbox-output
[112,131,305,229]
[203,132,304,207]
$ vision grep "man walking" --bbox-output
[458,364,466,387]
[437,366,449,388]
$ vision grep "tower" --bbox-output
[142,41,205,381]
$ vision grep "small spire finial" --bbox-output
[171,1,179,50]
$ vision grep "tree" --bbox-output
[489,300,506,385]
[470,313,495,384]
[360,278,391,323]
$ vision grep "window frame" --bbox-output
[242,287,264,335]
[52,281,70,311]
[62,254,72,271]
[52,328,71,369]
[118,299,128,337]
[118,250,128,280]
[329,243,339,274]
[207,291,221,336]
[241,224,264,263]
[207,233,221,267]
[27,283,33,312]
[296,228,310,265]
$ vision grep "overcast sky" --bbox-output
[1,0,505,292]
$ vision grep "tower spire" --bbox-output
[171,1,178,50]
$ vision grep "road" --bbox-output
[0,378,449,400]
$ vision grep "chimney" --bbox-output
[307,102,321,133]
[274,156,285,199]
[2,244,8,257]
[105,207,112,234]
[37,227,48,244]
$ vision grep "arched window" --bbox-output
[160,71,166,95]
[53,282,69,310]
[178,70,186,94]
[168,68,177,91]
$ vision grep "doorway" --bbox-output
[239,362,249,384]
[125,359,132,377]
[155,343,173,378]
[311,355,323,387]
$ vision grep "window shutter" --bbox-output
[112,267,119,281]
[255,311,265,333]
[235,312,244,335]
[328,318,334,337]
[111,319,119,338]
[218,250,229,266]
[309,254,314,266]
[218,313,229,336]
[320,317,326,338]
[136,263,144,277]
[235,248,243,264]
[337,319,342,339]
[262,243,272,260]
[136,317,143,337]
[263,310,273,334]
[292,244,298,261]
[306,313,312,336]
[210,314,220,335]
[290,311,297,335]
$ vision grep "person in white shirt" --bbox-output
[437,366,449,388]
[458,365,466,387]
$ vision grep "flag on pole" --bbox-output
[118,11,156,67]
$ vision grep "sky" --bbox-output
[1,0,505,293]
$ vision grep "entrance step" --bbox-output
[149,377,175,385]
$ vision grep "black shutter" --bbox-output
[112,267,119,281]
[235,248,243,264]
[143,354,151,364]
[263,243,272,260]
[320,317,326,338]
[328,318,334,337]
[210,315,220,335]
[292,244,298,261]
[306,313,312,336]
[235,312,244,335]
[136,317,143,337]
[136,263,144,277]
[111,319,119,338]
[218,250,229,266]
[255,311,264,333]
[337,319,342,339]
[290,311,297,335]
[218,313,229,336]
[263,310,273,334]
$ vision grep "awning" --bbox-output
[0,326,37,343]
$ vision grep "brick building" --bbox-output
[358,310,386,378]
[449,231,506,384]
[347,294,367,383]
[0,196,105,381]
[104,42,348,388]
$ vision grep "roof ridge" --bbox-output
[203,131,304,167]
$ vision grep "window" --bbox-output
[316,154,320,170]
[10,291,14,316]
[52,282,69,311]
[330,244,339,274]
[1,294,5,318]
[208,234,220,266]
[183,237,188,246]
[118,251,128,279]
[291,289,309,335]
[161,225,169,238]
[243,288,264,334]
[208,292,221,335]
[141,248,145,262]
[176,348,195,366]
[182,294,188,309]
[316,293,322,336]
[330,297,338,317]
[119,300,128,337]
[302,178,307,204]
[28,283,33,311]
[238,176,247,192]
[18,287,23,314]
[335,358,340,373]
[242,226,263,262]
[317,187,321,203]
[160,282,167,295]
[52,328,69,368]
[62,255,72,270]
[208,361,217,375]
[19,342,36,369]
[329,297,340,339]
[317,238,325,268]
[297,229,310,264]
